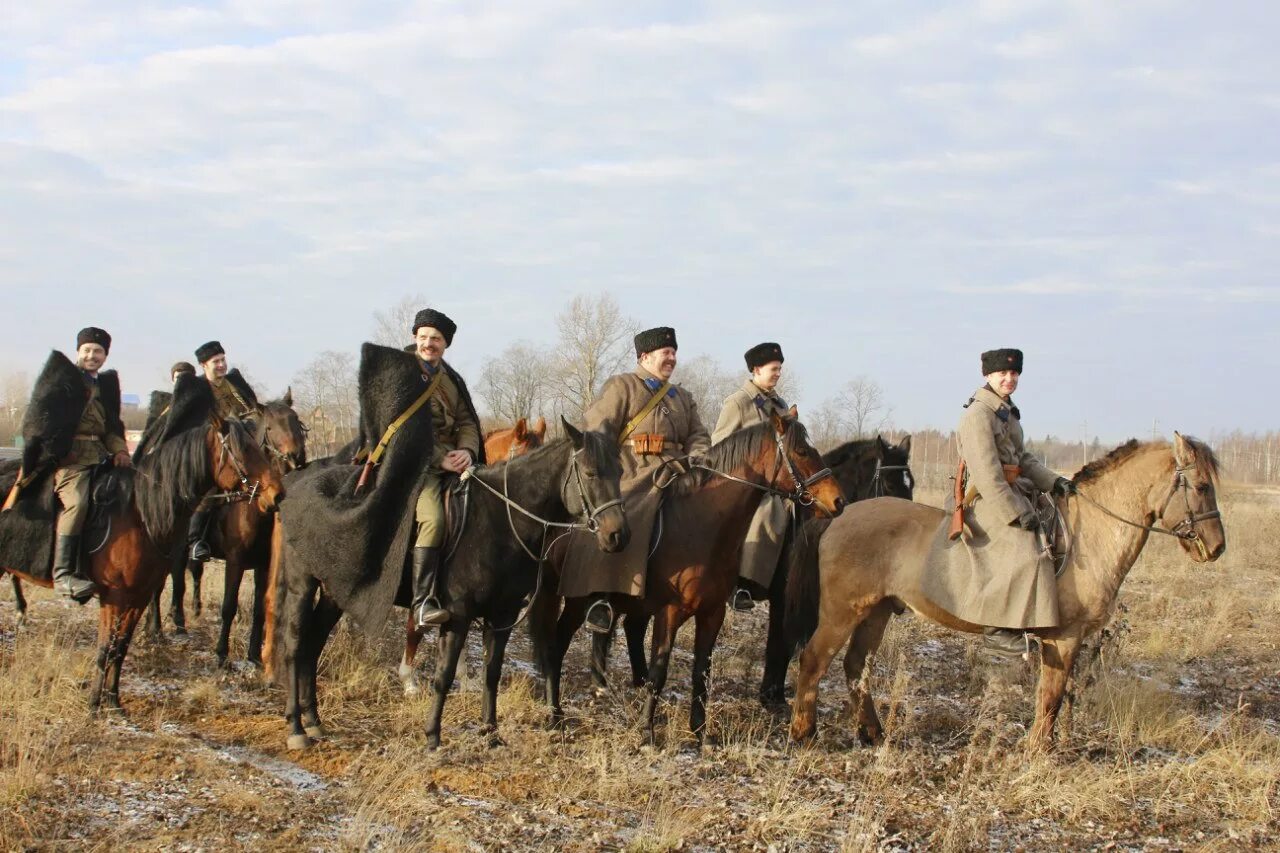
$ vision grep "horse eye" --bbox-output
[1196,483,1210,495]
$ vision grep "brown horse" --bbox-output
[788,433,1226,752]
[397,416,544,696]
[1,417,282,713]
[484,417,546,461]
[546,411,846,747]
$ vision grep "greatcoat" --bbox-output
[558,367,711,598]
[921,385,1061,629]
[711,379,790,591]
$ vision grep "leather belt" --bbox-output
[73,434,104,441]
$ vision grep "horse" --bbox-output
[787,433,1226,752]
[397,415,546,696]
[545,411,846,748]
[582,434,914,705]
[483,416,546,461]
[0,416,282,713]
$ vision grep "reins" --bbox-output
[1072,461,1220,560]
[204,429,261,506]
[688,428,834,506]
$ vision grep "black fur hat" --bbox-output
[170,361,196,380]
[744,342,784,371]
[981,348,1023,375]
[195,341,225,363]
[634,327,677,357]
[411,309,456,345]
[76,327,111,354]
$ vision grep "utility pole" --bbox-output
[1082,419,1088,468]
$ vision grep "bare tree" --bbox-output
[836,376,891,440]
[371,294,427,348]
[675,354,739,428]
[291,350,360,456]
[551,294,636,422]
[478,341,552,424]
[0,370,31,447]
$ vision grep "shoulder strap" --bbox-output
[367,370,445,466]
[619,381,671,442]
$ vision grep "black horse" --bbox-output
[584,434,913,705]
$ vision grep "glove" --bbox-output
[1051,477,1076,497]
[1013,510,1038,530]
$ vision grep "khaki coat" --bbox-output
[921,386,1062,629]
[558,367,712,598]
[711,379,790,590]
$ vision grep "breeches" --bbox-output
[414,471,445,548]
[54,465,93,536]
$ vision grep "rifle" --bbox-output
[947,460,966,541]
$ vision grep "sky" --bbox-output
[1,0,1277,442]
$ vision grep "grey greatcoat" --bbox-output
[558,367,712,598]
[711,380,790,590]
[921,385,1062,629]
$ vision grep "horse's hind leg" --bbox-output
[283,576,318,750]
[399,614,426,697]
[216,559,244,666]
[8,575,28,628]
[624,612,650,688]
[246,565,268,666]
[189,559,204,618]
[103,606,145,712]
[144,584,163,641]
[842,600,894,746]
[589,625,613,690]
[299,593,342,740]
[642,605,682,748]
[169,552,188,634]
[789,601,860,743]
[479,622,513,745]
[759,567,790,707]
[425,622,468,750]
[545,597,587,729]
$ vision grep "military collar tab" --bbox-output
[642,376,677,397]
[967,385,1019,421]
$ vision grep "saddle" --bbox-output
[441,474,470,560]
[84,463,131,555]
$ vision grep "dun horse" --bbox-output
[546,411,845,747]
[0,414,282,712]
[788,433,1225,751]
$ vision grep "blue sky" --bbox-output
[1,1,1277,440]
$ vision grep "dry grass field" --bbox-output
[1,485,1277,851]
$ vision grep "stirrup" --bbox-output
[190,540,211,562]
[55,576,96,604]
[415,599,449,629]
[584,600,614,635]
[981,628,1032,661]
[731,588,756,612]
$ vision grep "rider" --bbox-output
[558,326,712,633]
[712,342,790,612]
[187,341,260,563]
[49,328,131,600]
[934,348,1076,659]
[408,308,484,629]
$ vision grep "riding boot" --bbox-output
[584,594,614,635]
[982,627,1031,661]
[730,579,757,612]
[187,507,212,562]
[411,546,449,629]
[52,535,95,603]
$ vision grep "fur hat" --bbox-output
[170,361,196,380]
[195,341,225,363]
[411,309,457,345]
[634,327,677,358]
[76,327,112,354]
[744,342,784,371]
[981,348,1023,375]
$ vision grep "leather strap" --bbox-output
[619,381,671,442]
[367,370,444,466]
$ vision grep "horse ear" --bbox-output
[1173,430,1190,466]
[561,416,584,447]
[787,404,798,420]
[533,416,546,437]
[283,386,293,408]
[771,410,789,434]
[897,434,912,453]
[876,433,888,450]
[514,417,528,439]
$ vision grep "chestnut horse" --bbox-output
[1,417,282,713]
[546,411,846,747]
[788,433,1225,752]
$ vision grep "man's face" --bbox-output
[203,354,228,381]
[639,347,677,380]
[985,369,1019,397]
[752,361,783,392]
[77,343,107,374]
[415,327,448,365]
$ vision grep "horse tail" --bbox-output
[784,516,830,653]
[262,520,286,684]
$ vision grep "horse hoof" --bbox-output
[173,626,187,637]
[545,714,566,732]
[286,734,313,751]
[790,723,817,743]
[304,724,328,739]
[426,735,441,751]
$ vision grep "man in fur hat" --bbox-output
[187,341,261,563]
[408,308,485,629]
[48,328,130,600]
[558,326,711,633]
[921,348,1076,659]
[712,342,789,611]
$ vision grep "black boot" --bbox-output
[52,535,95,603]
[187,507,212,562]
[982,627,1032,661]
[411,546,449,629]
[584,594,614,635]
[731,586,756,612]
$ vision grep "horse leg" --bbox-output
[1028,636,1082,753]
[841,600,894,746]
[546,597,587,729]
[89,605,123,715]
[624,612,650,688]
[479,622,513,745]
[299,593,342,740]
[102,606,145,712]
[790,600,860,743]
[425,622,468,750]
[144,584,163,641]
[247,565,267,666]
[189,559,203,619]
[283,577,318,750]
[642,605,681,748]
[689,605,727,748]
[169,554,187,634]
[398,613,425,697]
[216,558,244,666]
[590,624,613,690]
[759,570,790,707]
[526,583,559,681]
[10,575,28,628]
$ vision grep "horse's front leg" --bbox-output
[624,612,651,688]
[1029,635,1082,753]
[10,575,28,628]
[759,565,791,707]
[399,613,426,697]
[89,604,121,715]
[103,605,145,712]
[425,622,468,750]
[299,594,343,740]
[545,597,586,729]
[642,605,682,748]
[479,621,513,746]
[216,556,244,665]
[589,624,613,690]
[169,552,188,634]
[283,577,317,750]
[689,605,727,748]
[247,564,268,666]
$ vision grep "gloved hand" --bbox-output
[1013,509,1038,530]
[1051,477,1076,497]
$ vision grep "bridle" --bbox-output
[206,427,261,505]
[691,428,834,507]
[259,416,306,472]
[868,458,914,499]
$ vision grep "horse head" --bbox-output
[873,434,914,500]
[771,406,845,518]
[211,416,285,513]
[258,396,308,473]
[561,418,629,554]
[1162,432,1226,562]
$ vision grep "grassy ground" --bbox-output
[0,485,1277,851]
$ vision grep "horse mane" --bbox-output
[1073,436,1221,485]
[474,428,620,480]
[671,419,806,497]
[133,420,254,542]
[822,437,879,468]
